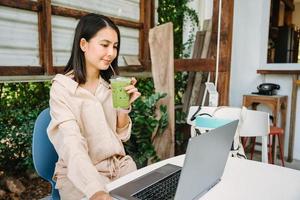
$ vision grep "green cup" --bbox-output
[110,77,131,109]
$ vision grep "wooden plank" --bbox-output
[149,22,175,160]
[51,5,142,29]
[212,0,234,106]
[45,0,54,75]
[0,67,43,76]
[38,0,54,75]
[150,0,155,28]
[174,59,215,72]
[54,67,64,74]
[182,31,205,114]
[257,70,300,74]
[0,0,39,11]
[139,0,145,68]
[189,20,213,107]
[139,0,152,70]
[287,74,299,162]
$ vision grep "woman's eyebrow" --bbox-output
[100,39,118,45]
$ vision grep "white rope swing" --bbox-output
[202,0,222,107]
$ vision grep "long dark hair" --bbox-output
[65,13,120,84]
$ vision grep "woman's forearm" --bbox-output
[117,112,130,129]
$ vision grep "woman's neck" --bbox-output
[85,66,99,81]
[81,66,100,94]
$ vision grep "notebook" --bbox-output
[110,120,238,200]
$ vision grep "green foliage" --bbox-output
[157,0,199,59]
[0,82,50,172]
[125,78,168,168]
[0,79,166,171]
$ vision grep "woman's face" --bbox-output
[81,27,118,72]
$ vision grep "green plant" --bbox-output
[157,0,199,59]
[0,82,50,172]
[125,78,168,168]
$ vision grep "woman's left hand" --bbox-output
[124,77,141,104]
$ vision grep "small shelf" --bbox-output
[257,69,300,74]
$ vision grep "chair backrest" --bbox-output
[32,108,60,199]
[239,109,270,137]
[239,109,270,163]
[187,106,242,136]
[187,106,248,158]
[213,107,242,120]
[187,106,217,126]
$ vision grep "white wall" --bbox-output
[230,0,300,160]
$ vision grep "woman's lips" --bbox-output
[102,60,111,65]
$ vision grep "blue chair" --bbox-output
[32,108,60,200]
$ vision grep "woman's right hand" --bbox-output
[90,191,112,200]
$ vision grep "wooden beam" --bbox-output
[287,74,299,162]
[53,67,64,74]
[257,70,300,74]
[174,59,215,72]
[53,66,145,74]
[139,0,152,70]
[139,0,145,66]
[0,0,39,11]
[211,0,234,106]
[0,66,43,76]
[38,0,54,75]
[51,5,142,29]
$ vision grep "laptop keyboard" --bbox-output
[132,170,181,200]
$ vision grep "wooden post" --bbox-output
[139,0,152,70]
[182,31,206,114]
[149,23,175,160]
[38,0,54,75]
[287,74,300,162]
[211,0,235,106]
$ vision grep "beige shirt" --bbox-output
[47,74,133,198]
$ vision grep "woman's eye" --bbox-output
[101,44,109,47]
[113,46,118,49]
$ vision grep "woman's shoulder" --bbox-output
[51,73,78,95]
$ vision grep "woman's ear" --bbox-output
[80,38,87,52]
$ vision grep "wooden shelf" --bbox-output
[257,69,300,74]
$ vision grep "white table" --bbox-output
[107,155,300,200]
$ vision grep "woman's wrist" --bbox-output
[90,191,111,200]
[117,105,132,114]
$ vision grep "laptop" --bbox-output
[110,120,238,200]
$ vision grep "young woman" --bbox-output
[47,13,140,200]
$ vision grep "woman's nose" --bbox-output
[107,46,115,56]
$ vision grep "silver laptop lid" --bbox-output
[174,120,238,200]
